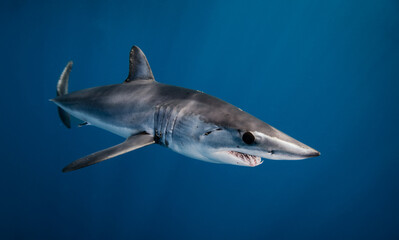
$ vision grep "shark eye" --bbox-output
[242,132,255,144]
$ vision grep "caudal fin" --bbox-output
[56,61,73,128]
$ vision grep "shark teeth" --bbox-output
[228,151,263,167]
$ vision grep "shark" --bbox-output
[52,46,320,172]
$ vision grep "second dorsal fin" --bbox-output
[125,46,154,82]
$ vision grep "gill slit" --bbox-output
[154,103,181,147]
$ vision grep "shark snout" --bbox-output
[303,149,321,158]
[270,146,320,160]
[253,130,320,160]
[267,139,321,160]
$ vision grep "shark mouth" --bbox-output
[228,151,263,167]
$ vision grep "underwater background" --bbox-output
[1,0,399,239]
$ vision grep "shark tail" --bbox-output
[56,61,73,128]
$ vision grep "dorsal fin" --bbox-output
[125,46,154,82]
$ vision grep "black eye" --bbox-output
[242,132,255,144]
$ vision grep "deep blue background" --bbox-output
[1,0,398,239]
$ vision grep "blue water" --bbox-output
[1,0,399,239]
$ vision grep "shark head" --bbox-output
[167,98,320,167]
[197,125,320,167]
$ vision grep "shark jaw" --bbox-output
[226,151,263,167]
[192,149,264,167]
[191,144,263,167]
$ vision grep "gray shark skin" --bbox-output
[52,46,320,172]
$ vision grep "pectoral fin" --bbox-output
[62,132,155,173]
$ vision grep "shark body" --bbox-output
[52,46,320,172]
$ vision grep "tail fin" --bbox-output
[56,61,73,128]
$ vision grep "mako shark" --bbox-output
[52,46,320,172]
